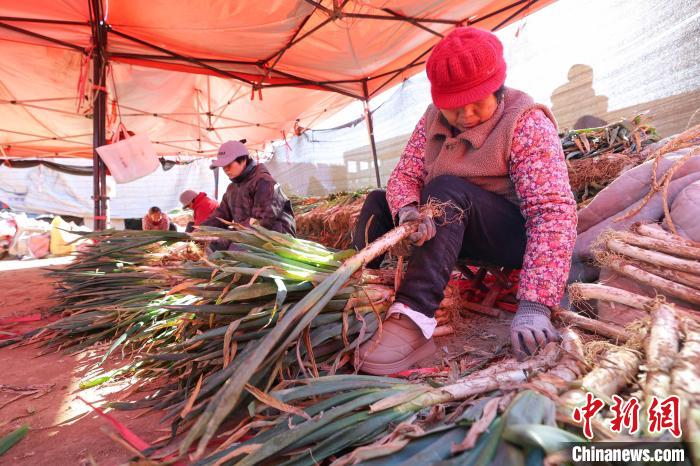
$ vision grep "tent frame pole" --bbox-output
[0,21,85,51]
[214,167,220,199]
[90,0,108,230]
[362,80,381,188]
[1,0,541,179]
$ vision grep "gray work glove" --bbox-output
[398,205,436,246]
[510,300,561,360]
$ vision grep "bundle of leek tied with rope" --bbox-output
[561,114,658,161]
[0,230,194,350]
[292,189,370,216]
[177,330,585,465]
[175,206,449,458]
[555,303,698,456]
[561,114,659,205]
[567,251,700,458]
[193,389,585,466]
[32,231,193,351]
[185,307,696,466]
[294,189,369,249]
[40,224,394,418]
[590,223,700,308]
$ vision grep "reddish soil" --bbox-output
[0,258,514,465]
[0,260,163,466]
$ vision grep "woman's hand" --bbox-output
[510,300,561,360]
[398,205,436,246]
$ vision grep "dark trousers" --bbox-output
[351,175,527,317]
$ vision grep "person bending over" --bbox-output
[179,190,218,232]
[202,140,295,238]
[143,206,172,231]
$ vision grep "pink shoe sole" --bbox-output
[359,339,437,376]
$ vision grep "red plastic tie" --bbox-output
[77,396,151,452]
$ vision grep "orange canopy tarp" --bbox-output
[0,0,554,158]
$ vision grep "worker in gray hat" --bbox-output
[201,140,295,237]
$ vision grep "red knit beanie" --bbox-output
[426,27,507,109]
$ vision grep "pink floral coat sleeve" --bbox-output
[386,109,577,307]
[385,115,427,215]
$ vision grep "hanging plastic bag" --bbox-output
[95,124,160,183]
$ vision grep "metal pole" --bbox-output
[91,0,107,230]
[214,167,220,199]
[362,81,381,188]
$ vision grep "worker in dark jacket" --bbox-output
[202,140,295,236]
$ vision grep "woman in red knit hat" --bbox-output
[352,27,577,375]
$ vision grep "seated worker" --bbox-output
[351,27,577,374]
[142,206,173,231]
[202,140,295,236]
[179,190,218,232]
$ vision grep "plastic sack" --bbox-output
[666,180,700,241]
[28,233,50,258]
[96,125,159,183]
[594,268,647,326]
[571,145,700,282]
[9,231,49,259]
[9,230,31,257]
[7,213,51,259]
[0,213,17,238]
[596,267,691,326]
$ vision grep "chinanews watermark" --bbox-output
[563,392,690,465]
[568,443,689,465]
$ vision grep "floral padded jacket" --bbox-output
[386,108,577,307]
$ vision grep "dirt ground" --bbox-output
[0,259,163,466]
[0,258,512,465]
[418,311,513,371]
